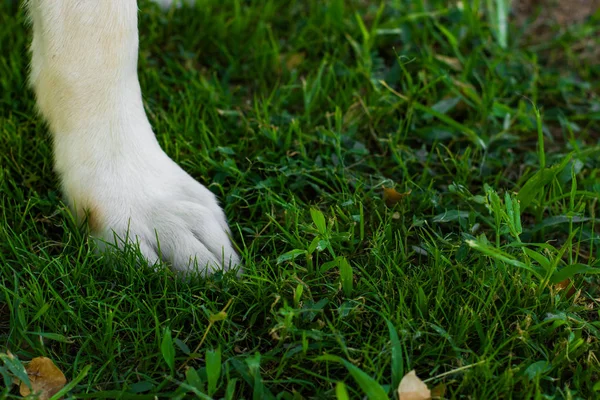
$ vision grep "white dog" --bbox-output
[26,0,240,274]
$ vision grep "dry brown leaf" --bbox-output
[19,357,67,400]
[383,187,411,207]
[398,370,431,400]
[556,278,570,290]
[556,279,576,298]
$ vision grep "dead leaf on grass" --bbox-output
[556,278,577,298]
[398,370,431,400]
[19,357,67,400]
[383,187,411,207]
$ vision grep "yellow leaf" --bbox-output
[398,370,431,400]
[19,357,67,400]
[383,187,411,207]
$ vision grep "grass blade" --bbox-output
[206,348,221,396]
[549,264,600,284]
[517,156,571,210]
[339,359,388,400]
[336,382,350,400]
[161,328,175,374]
[386,319,404,389]
[339,257,353,297]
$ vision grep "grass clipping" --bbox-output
[18,357,67,400]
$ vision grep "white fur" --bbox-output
[27,0,240,275]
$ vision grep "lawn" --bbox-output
[1,0,600,398]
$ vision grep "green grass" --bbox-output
[1,0,600,398]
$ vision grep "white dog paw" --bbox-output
[62,150,240,276]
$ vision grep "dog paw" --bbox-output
[61,149,240,276]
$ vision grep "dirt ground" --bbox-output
[511,0,599,63]
[513,0,599,30]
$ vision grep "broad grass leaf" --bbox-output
[517,156,571,210]
[173,338,190,355]
[31,303,50,325]
[339,257,353,297]
[315,355,387,399]
[0,365,12,388]
[293,283,303,307]
[310,208,327,234]
[206,348,221,396]
[245,353,274,400]
[466,238,545,279]
[430,97,461,116]
[549,263,600,284]
[524,361,551,380]
[522,247,551,271]
[339,359,387,400]
[0,351,30,389]
[276,249,306,264]
[397,370,431,400]
[386,320,404,389]
[19,357,66,400]
[336,382,350,400]
[185,367,204,392]
[161,328,175,373]
[225,378,238,400]
[432,210,469,223]
[129,381,154,393]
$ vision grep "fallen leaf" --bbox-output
[19,357,67,400]
[398,370,431,400]
[556,279,576,298]
[556,278,569,289]
[383,187,411,207]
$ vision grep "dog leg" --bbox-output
[27,0,240,274]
